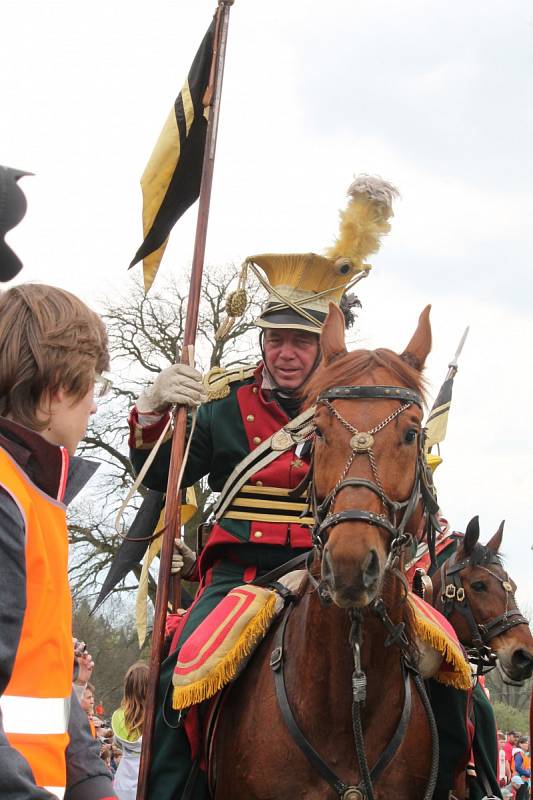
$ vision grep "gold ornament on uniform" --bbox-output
[215,261,249,340]
[202,364,256,401]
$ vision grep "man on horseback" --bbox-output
[128,176,482,799]
[127,176,398,798]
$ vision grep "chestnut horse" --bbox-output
[432,515,533,683]
[213,305,443,800]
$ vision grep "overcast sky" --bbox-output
[2,0,532,606]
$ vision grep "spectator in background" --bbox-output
[506,733,520,770]
[513,737,531,784]
[500,731,513,788]
[73,639,95,702]
[111,662,149,800]
[80,684,97,737]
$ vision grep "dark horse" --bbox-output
[431,516,533,799]
[432,514,533,682]
[213,305,448,799]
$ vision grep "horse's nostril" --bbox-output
[512,649,533,671]
[362,549,380,588]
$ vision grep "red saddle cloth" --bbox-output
[172,584,279,710]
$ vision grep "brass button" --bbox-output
[253,436,261,445]
[255,480,263,486]
[253,531,263,538]
[246,414,255,422]
[252,387,258,394]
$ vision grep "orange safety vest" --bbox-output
[0,447,72,799]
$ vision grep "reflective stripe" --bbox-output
[0,695,70,735]
[44,788,65,799]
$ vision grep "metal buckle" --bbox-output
[270,646,283,671]
[444,584,456,599]
[456,587,465,602]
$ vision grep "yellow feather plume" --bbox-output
[326,175,399,266]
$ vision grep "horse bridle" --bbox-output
[439,551,528,665]
[297,384,442,800]
[311,385,440,557]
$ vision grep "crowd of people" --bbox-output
[73,639,148,799]
[499,731,531,799]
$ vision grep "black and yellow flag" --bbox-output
[129,17,216,292]
[425,376,454,450]
[425,326,469,452]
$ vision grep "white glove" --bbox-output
[171,538,197,578]
[136,364,206,413]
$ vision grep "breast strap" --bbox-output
[214,407,315,520]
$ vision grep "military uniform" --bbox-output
[129,363,315,798]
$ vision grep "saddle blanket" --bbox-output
[172,574,471,710]
[172,583,286,710]
[408,592,471,690]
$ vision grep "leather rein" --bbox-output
[270,385,441,800]
[438,550,528,673]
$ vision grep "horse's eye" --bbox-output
[404,429,418,444]
[314,427,324,440]
[471,581,486,592]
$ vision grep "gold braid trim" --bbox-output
[203,364,257,402]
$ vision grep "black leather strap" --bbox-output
[252,551,310,588]
[318,508,399,540]
[318,385,423,408]
[270,604,414,796]
[367,661,412,783]
[319,478,408,516]
[270,606,349,796]
[478,609,529,640]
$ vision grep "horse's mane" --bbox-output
[302,348,427,408]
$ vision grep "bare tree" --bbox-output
[69,264,264,604]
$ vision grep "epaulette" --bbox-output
[203,364,257,402]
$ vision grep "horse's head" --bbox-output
[436,516,533,683]
[304,303,431,609]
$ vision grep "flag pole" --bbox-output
[136,3,234,795]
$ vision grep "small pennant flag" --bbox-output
[129,16,216,292]
[425,327,469,451]
[425,376,454,449]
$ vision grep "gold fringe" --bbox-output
[411,608,471,690]
[172,592,278,709]
[206,384,231,401]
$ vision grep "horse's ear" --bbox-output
[487,520,505,554]
[401,305,432,371]
[463,515,480,556]
[321,303,347,365]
